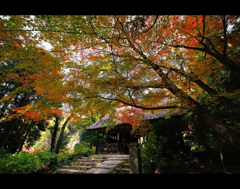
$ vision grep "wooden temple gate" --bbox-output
[95,126,137,154]
[86,111,182,155]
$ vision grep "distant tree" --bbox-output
[79,129,97,148]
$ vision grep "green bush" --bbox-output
[57,144,96,166]
[140,117,191,173]
[89,146,96,155]
[57,150,76,165]
[0,150,58,174]
[74,143,96,156]
[74,143,90,155]
[140,134,168,174]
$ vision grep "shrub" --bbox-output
[57,144,96,166]
[89,146,96,155]
[140,134,168,174]
[0,150,58,174]
[140,117,191,173]
[73,143,96,156]
[74,143,90,156]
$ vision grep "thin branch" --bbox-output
[0,29,95,36]
[126,88,137,106]
[172,44,205,51]
[122,83,165,89]
[99,95,184,110]
[168,66,238,110]
[139,15,159,34]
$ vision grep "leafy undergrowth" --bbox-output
[160,153,240,174]
[0,150,58,174]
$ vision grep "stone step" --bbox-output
[85,168,111,174]
[107,155,129,158]
[56,168,85,174]
[62,165,76,169]
[77,159,104,163]
[95,164,119,172]
[81,156,106,160]
[115,168,131,174]
[107,156,129,159]
[55,154,130,174]
[107,158,129,162]
[102,160,124,166]
[62,165,93,171]
[106,155,129,162]
[70,161,99,166]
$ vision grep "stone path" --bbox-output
[55,154,130,174]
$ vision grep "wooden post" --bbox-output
[117,132,120,154]
[96,130,99,154]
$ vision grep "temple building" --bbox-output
[86,110,181,154]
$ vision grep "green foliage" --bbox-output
[140,134,168,174]
[89,146,96,155]
[74,143,90,155]
[56,144,96,166]
[57,150,77,165]
[73,143,96,156]
[79,129,97,147]
[102,118,117,131]
[33,118,81,153]
[0,59,47,153]
[56,140,96,165]
[0,118,47,154]
[0,150,58,174]
[140,117,191,173]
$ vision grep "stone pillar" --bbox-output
[129,142,142,174]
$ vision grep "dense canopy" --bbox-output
[1,15,240,173]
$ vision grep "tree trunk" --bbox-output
[172,68,238,110]
[15,121,32,153]
[50,115,59,152]
[55,117,71,154]
[153,63,240,149]
[17,126,31,153]
[122,28,240,149]
[0,124,13,150]
[194,107,240,149]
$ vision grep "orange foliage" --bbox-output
[4,15,236,126]
[116,107,143,125]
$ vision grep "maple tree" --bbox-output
[1,15,240,154]
[29,15,240,148]
[0,16,68,153]
[0,16,66,118]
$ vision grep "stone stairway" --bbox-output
[55,154,130,174]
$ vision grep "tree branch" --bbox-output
[168,67,238,110]
[139,15,159,34]
[173,44,240,74]
[99,96,184,110]
[172,45,205,51]
[0,29,88,36]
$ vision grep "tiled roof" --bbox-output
[86,110,179,130]
[86,114,111,130]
